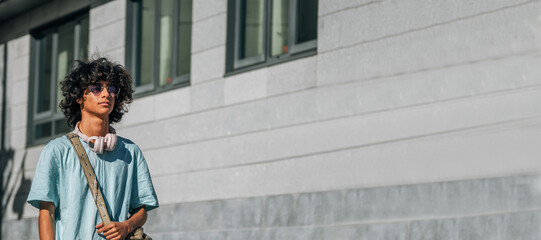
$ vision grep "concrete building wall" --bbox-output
[2,0,541,239]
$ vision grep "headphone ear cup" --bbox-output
[104,133,117,151]
[93,137,105,154]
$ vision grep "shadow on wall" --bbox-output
[0,148,31,221]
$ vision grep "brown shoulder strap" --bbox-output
[66,133,112,226]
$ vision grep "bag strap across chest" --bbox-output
[66,132,112,226]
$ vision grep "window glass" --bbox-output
[30,14,89,144]
[139,0,156,87]
[34,122,52,140]
[296,0,317,44]
[130,0,192,92]
[56,22,75,112]
[239,0,264,59]
[177,0,192,77]
[271,0,289,56]
[159,0,174,86]
[227,0,317,73]
[37,34,53,113]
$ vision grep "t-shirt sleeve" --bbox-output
[27,143,61,209]
[130,149,159,212]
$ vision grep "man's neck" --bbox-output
[78,115,109,137]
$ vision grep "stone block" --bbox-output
[145,204,178,232]
[361,222,408,240]
[24,144,46,172]
[408,220,439,240]
[223,68,267,105]
[312,225,360,240]
[190,79,224,111]
[217,131,268,167]
[90,0,126,30]
[10,104,27,130]
[122,95,155,127]
[501,211,541,239]
[142,232,187,240]
[10,126,26,150]
[192,13,226,53]
[10,80,28,106]
[267,56,317,96]
[2,217,39,239]
[263,194,295,227]
[191,46,225,84]
[7,35,30,59]
[319,0,532,52]
[154,87,190,120]
[317,2,541,86]
[224,100,268,135]
[193,0,227,22]
[126,106,223,150]
[266,90,317,129]
[178,200,223,231]
[435,218,461,240]
[291,193,316,226]
[313,191,345,225]
[144,144,191,177]
[7,54,30,83]
[89,19,126,54]
[100,47,125,65]
[198,231,228,240]
[221,197,264,229]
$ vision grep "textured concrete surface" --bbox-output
[6,175,541,239]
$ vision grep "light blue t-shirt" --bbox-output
[27,134,159,240]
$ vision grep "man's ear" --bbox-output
[76,98,83,105]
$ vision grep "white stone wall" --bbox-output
[89,0,127,65]
[117,0,541,206]
[5,0,541,231]
[2,35,34,221]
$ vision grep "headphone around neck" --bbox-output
[74,122,117,154]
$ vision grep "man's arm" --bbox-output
[96,207,147,240]
[39,201,56,240]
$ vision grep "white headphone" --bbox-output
[74,122,117,154]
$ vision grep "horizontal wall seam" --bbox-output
[89,18,126,32]
[191,44,224,55]
[122,48,541,136]
[318,0,382,18]
[318,0,540,55]
[137,80,541,154]
[193,11,227,24]
[152,115,541,177]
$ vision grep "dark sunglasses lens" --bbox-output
[89,84,102,95]
[107,85,119,95]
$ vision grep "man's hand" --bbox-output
[96,221,133,240]
[96,206,147,240]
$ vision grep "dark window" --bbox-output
[127,0,193,96]
[226,0,318,74]
[29,14,89,144]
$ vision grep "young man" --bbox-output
[27,57,159,240]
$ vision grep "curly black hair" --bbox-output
[59,57,134,128]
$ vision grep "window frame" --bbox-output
[0,43,6,150]
[27,13,89,146]
[126,0,193,98]
[225,0,318,75]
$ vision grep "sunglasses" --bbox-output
[88,83,119,97]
